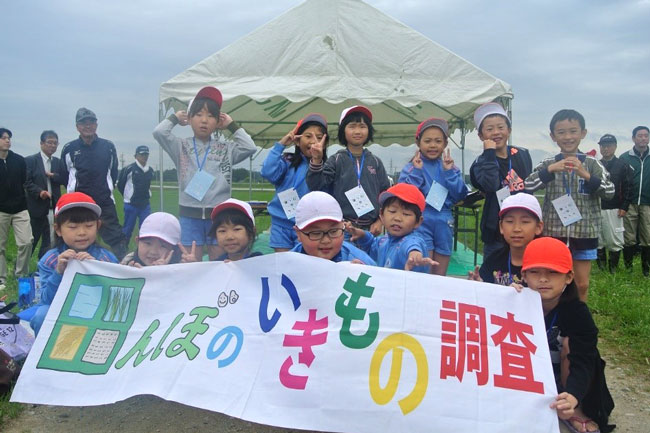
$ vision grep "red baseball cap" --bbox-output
[294,113,328,133]
[55,192,101,217]
[339,105,372,124]
[522,237,573,273]
[415,118,449,140]
[378,183,426,212]
[194,86,223,109]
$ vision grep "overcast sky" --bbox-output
[2,0,649,173]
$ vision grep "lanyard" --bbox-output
[561,170,574,196]
[545,311,559,339]
[507,251,513,285]
[193,137,210,172]
[421,157,443,187]
[347,150,365,187]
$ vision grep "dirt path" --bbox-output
[4,346,648,433]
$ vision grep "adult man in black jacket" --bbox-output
[596,134,634,272]
[60,108,127,260]
[117,145,154,241]
[24,130,65,258]
[0,127,32,289]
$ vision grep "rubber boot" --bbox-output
[642,246,650,277]
[623,246,635,271]
[608,250,620,274]
[597,248,607,270]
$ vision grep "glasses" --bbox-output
[299,227,344,241]
[44,140,58,145]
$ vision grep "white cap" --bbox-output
[499,193,543,221]
[339,105,372,124]
[473,102,510,132]
[295,192,343,230]
[138,212,181,245]
[211,198,255,227]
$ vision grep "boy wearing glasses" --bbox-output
[291,191,376,265]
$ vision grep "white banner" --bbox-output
[12,253,559,433]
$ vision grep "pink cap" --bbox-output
[339,105,372,124]
[211,199,255,227]
[295,192,343,230]
[138,212,181,245]
[499,193,543,221]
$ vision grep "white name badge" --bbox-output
[496,186,511,209]
[277,188,300,219]
[426,181,449,211]
[345,186,375,217]
[184,170,216,202]
[552,194,582,226]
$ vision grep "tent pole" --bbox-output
[159,146,164,212]
[249,156,253,201]
[460,125,466,178]
[158,103,165,212]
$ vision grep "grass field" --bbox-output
[1,187,649,423]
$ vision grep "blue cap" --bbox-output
[135,145,150,155]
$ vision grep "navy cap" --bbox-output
[75,107,97,123]
[598,134,617,145]
[135,145,150,155]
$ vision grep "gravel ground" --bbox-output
[4,347,648,433]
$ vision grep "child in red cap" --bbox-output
[520,237,613,433]
[153,86,256,262]
[261,113,328,252]
[347,183,436,272]
[30,192,118,336]
[399,118,468,275]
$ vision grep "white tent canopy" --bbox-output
[158,0,513,151]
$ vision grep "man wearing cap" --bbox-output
[596,134,633,272]
[117,145,155,241]
[0,127,32,290]
[620,126,650,274]
[60,108,127,260]
[24,130,65,258]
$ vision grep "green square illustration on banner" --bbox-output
[37,273,145,374]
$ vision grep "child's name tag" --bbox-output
[496,186,511,209]
[184,171,216,201]
[552,194,582,226]
[278,188,300,219]
[426,181,448,211]
[345,186,374,217]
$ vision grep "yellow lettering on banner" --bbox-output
[368,333,428,415]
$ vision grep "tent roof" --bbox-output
[159,0,512,147]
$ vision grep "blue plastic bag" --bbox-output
[18,277,34,308]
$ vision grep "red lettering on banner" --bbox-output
[439,300,489,386]
[490,312,544,394]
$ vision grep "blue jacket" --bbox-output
[357,231,429,273]
[291,241,377,265]
[399,157,468,218]
[39,243,118,305]
[261,143,310,228]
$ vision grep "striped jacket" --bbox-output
[525,152,614,249]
